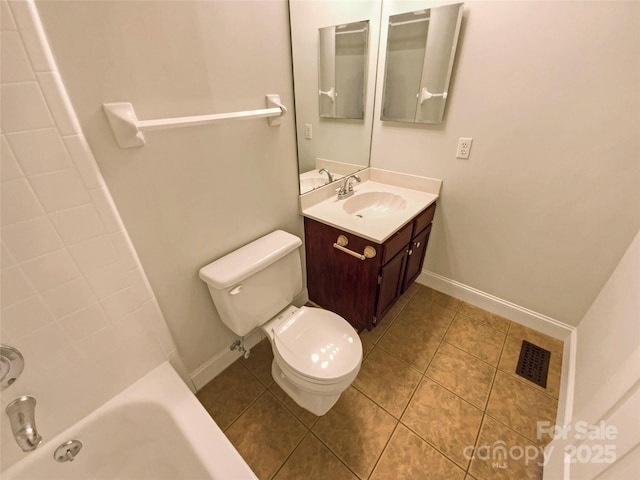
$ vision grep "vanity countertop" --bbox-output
[300,168,441,243]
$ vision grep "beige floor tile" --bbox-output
[377,319,441,372]
[196,360,265,430]
[362,338,375,360]
[445,313,506,366]
[486,371,558,446]
[419,285,463,310]
[402,378,484,469]
[312,386,397,479]
[269,382,319,428]
[458,302,511,332]
[469,415,544,480]
[242,338,275,387]
[352,347,422,418]
[426,342,496,410]
[359,298,403,344]
[370,424,466,480]
[225,391,307,480]
[403,280,423,299]
[507,322,564,360]
[499,335,562,399]
[273,433,358,480]
[394,299,456,338]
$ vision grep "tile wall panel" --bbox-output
[0,0,189,471]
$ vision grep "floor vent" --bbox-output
[515,340,551,388]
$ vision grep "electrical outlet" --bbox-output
[456,137,473,159]
[305,124,312,140]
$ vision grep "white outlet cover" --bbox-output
[456,137,473,159]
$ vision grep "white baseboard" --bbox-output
[191,329,265,391]
[417,269,577,430]
[417,270,574,341]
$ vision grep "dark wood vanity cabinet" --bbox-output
[304,202,436,332]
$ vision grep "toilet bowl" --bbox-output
[263,305,361,415]
[199,230,362,415]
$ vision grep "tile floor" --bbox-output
[197,283,564,480]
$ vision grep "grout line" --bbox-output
[220,362,268,433]
[268,429,310,480]
[308,431,363,480]
[365,420,401,479]
[399,420,473,474]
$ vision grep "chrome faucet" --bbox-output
[337,174,361,199]
[6,396,42,451]
[318,168,334,183]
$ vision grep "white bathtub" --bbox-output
[2,363,257,480]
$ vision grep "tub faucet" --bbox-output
[337,174,361,199]
[6,396,42,451]
[318,168,334,183]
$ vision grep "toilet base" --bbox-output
[271,360,342,416]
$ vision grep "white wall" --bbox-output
[371,0,640,326]
[34,0,302,378]
[0,0,185,470]
[544,229,640,479]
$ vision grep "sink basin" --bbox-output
[343,191,407,217]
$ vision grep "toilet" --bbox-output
[199,230,362,415]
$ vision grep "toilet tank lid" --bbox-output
[199,230,302,289]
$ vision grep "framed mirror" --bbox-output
[289,0,382,194]
[319,20,369,119]
[381,3,463,124]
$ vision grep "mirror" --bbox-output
[318,20,369,119]
[289,1,382,194]
[381,3,463,123]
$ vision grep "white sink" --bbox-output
[343,191,407,217]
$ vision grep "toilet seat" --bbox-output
[267,307,362,385]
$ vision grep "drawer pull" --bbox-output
[333,235,377,260]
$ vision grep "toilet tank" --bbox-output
[199,230,303,337]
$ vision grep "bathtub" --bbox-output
[2,363,257,480]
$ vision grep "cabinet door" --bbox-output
[376,248,408,322]
[304,218,380,331]
[402,224,432,293]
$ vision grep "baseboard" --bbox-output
[417,269,577,429]
[417,270,574,341]
[190,329,265,391]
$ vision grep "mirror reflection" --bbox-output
[319,20,369,119]
[381,3,463,124]
[289,0,382,194]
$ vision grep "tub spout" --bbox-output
[6,396,42,451]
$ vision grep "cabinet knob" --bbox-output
[415,241,421,248]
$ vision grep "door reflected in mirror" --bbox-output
[381,3,463,124]
[319,20,369,119]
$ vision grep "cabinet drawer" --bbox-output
[382,221,412,264]
[413,202,437,235]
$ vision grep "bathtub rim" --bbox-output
[1,362,258,479]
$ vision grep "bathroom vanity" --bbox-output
[300,169,441,332]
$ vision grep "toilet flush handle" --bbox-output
[229,285,244,295]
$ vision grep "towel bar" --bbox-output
[333,235,376,261]
[103,94,287,148]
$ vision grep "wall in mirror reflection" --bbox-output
[381,3,463,124]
